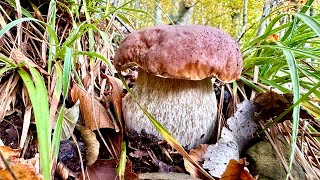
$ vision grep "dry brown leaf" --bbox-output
[56,162,76,180]
[0,163,42,180]
[49,67,61,127]
[254,91,290,110]
[0,147,41,180]
[20,106,32,149]
[0,146,20,169]
[0,74,19,121]
[76,125,100,166]
[254,91,312,122]
[70,82,114,131]
[106,75,123,128]
[80,159,138,180]
[81,160,117,180]
[10,49,49,76]
[220,159,255,180]
[58,101,80,140]
[184,144,208,179]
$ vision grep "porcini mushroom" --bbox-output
[114,25,242,149]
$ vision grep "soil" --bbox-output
[126,129,185,174]
[0,113,22,149]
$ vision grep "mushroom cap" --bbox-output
[114,25,243,82]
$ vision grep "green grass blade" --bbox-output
[47,0,57,74]
[51,106,65,164]
[259,77,291,93]
[258,45,320,59]
[0,65,16,76]
[272,80,320,125]
[239,76,265,93]
[51,63,63,165]
[300,0,315,13]
[18,67,51,180]
[74,50,114,74]
[4,0,34,18]
[0,18,59,48]
[307,124,320,143]
[0,56,16,66]
[62,47,72,99]
[301,101,320,119]
[294,13,320,37]
[277,42,300,180]
[0,17,36,36]
[117,142,127,180]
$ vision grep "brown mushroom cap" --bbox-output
[114,25,243,83]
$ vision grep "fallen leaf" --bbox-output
[101,74,124,157]
[76,125,100,166]
[105,75,123,128]
[55,162,76,180]
[255,91,290,110]
[0,163,42,180]
[184,144,208,179]
[70,82,115,131]
[254,91,312,122]
[80,159,138,180]
[0,147,41,180]
[53,101,80,140]
[0,74,19,121]
[220,159,255,180]
[0,146,20,169]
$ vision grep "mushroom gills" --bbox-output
[122,69,217,149]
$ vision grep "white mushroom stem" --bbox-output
[123,69,217,149]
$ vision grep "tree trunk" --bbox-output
[256,0,275,36]
[237,0,248,40]
[155,0,162,25]
[173,0,196,25]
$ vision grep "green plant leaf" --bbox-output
[18,66,51,180]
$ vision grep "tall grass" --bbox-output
[242,0,320,178]
[0,0,140,179]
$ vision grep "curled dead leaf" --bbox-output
[56,162,76,180]
[220,159,256,180]
[53,101,80,140]
[76,125,100,166]
[70,82,115,131]
[80,159,138,180]
[0,146,20,169]
[184,144,208,179]
[0,163,42,180]
[254,91,313,122]
[105,75,123,127]
[254,91,290,110]
[0,147,41,180]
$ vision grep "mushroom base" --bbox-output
[123,70,217,149]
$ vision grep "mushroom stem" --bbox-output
[123,69,217,149]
